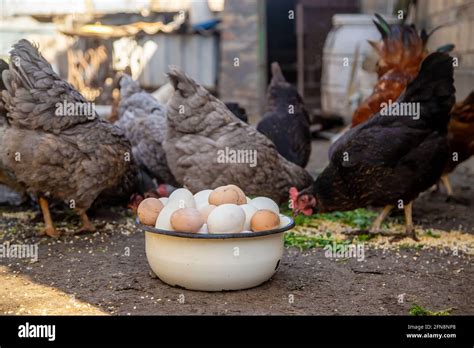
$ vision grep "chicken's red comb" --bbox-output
[128,193,144,213]
[157,184,170,198]
[289,187,299,202]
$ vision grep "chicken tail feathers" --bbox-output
[436,43,455,53]
[9,39,42,90]
[270,62,286,84]
[0,59,9,123]
[119,74,141,100]
[167,66,198,98]
[0,59,9,90]
[401,52,455,131]
[373,13,390,38]
[4,39,96,130]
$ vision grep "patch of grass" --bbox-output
[355,233,376,242]
[409,303,453,316]
[293,214,318,226]
[280,205,380,230]
[424,229,440,238]
[399,243,424,251]
[317,209,379,230]
[284,231,350,251]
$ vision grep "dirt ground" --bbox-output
[0,140,473,315]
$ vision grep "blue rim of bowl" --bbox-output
[135,215,295,239]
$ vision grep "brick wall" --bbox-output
[416,0,474,99]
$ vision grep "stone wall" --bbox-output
[416,0,474,99]
[218,0,266,123]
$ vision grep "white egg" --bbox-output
[155,203,181,230]
[167,188,195,209]
[194,189,213,208]
[250,197,279,214]
[279,214,293,228]
[198,224,208,234]
[158,197,169,205]
[240,204,258,231]
[279,215,286,228]
[207,204,245,234]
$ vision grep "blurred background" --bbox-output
[0,0,472,125]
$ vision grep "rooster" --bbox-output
[441,91,474,201]
[292,53,455,241]
[352,14,452,128]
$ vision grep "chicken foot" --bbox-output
[441,175,453,197]
[370,205,393,231]
[343,203,419,241]
[37,196,60,238]
[76,209,96,234]
[390,202,419,242]
[442,175,470,205]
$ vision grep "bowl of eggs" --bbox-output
[135,185,295,291]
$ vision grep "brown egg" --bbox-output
[137,198,164,226]
[226,184,247,204]
[170,208,204,233]
[208,185,246,205]
[198,204,216,221]
[250,209,280,232]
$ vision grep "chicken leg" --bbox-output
[342,205,394,237]
[38,196,59,238]
[76,209,96,233]
[441,175,453,197]
[370,205,393,232]
[343,203,420,241]
[442,175,470,205]
[390,202,419,242]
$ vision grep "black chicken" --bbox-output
[225,102,248,123]
[291,52,455,241]
[257,62,311,167]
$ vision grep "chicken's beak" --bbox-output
[309,196,317,211]
[292,195,317,216]
[291,200,307,216]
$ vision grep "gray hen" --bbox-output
[0,59,26,204]
[116,74,177,186]
[164,68,313,203]
[0,40,134,237]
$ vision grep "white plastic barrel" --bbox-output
[321,14,399,123]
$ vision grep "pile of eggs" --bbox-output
[137,185,283,234]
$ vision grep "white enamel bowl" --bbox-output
[137,215,295,291]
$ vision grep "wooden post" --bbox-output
[296,2,304,99]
